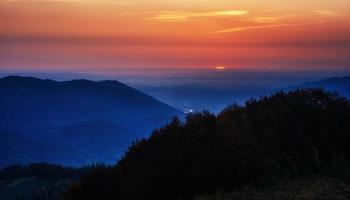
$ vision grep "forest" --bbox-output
[61,89,350,200]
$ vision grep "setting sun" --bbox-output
[215,66,226,70]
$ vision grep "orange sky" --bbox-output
[0,0,350,70]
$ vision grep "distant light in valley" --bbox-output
[183,108,194,114]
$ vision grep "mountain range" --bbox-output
[290,76,350,98]
[0,76,182,167]
[0,75,349,168]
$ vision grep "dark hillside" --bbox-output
[64,89,350,200]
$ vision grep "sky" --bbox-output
[1,0,350,71]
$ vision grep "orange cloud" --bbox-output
[212,21,325,34]
[313,10,337,16]
[2,0,128,4]
[148,10,249,22]
[1,0,349,70]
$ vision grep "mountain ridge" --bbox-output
[0,75,182,167]
[285,76,350,98]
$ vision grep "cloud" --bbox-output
[4,33,349,49]
[212,21,325,34]
[3,0,128,4]
[253,16,280,23]
[148,10,249,22]
[313,10,337,16]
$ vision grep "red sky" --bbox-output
[1,0,350,70]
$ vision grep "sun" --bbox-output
[215,65,226,70]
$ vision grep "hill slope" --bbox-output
[0,131,81,167]
[287,76,350,98]
[0,76,182,167]
[0,76,181,133]
[193,177,350,200]
[64,89,350,200]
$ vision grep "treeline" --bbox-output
[0,163,106,182]
[0,163,110,200]
[64,89,350,200]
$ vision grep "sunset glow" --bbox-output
[1,0,350,70]
[215,66,226,70]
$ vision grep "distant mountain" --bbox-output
[0,131,83,167]
[47,121,136,164]
[0,76,182,133]
[0,76,182,167]
[286,76,350,98]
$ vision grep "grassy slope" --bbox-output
[193,177,350,200]
[0,177,70,200]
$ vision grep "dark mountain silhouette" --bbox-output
[0,76,182,167]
